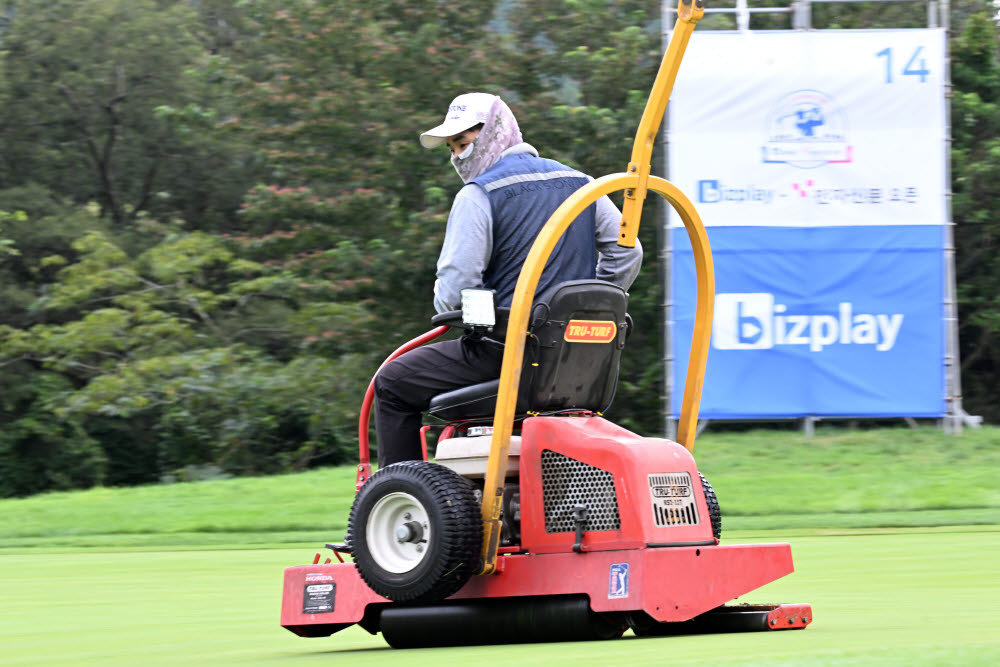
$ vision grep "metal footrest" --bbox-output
[630,603,812,636]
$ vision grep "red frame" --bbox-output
[356,326,448,490]
[281,542,799,636]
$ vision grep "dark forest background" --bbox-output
[1,1,997,496]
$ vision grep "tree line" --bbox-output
[1,0,997,496]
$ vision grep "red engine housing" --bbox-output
[518,416,713,554]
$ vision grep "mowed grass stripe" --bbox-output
[1,531,997,665]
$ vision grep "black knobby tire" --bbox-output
[699,471,722,541]
[347,460,482,603]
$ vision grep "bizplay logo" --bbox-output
[698,180,775,204]
[714,293,903,352]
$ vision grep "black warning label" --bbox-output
[302,582,336,614]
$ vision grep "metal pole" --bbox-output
[794,0,812,30]
[939,0,967,434]
[737,0,750,31]
[662,127,676,441]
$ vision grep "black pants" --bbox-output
[373,336,505,467]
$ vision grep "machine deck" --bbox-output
[281,541,811,645]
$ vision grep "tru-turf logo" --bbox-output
[713,293,904,352]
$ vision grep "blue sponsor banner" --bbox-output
[670,225,946,418]
[666,30,949,420]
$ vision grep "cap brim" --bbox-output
[419,120,478,148]
[419,132,448,149]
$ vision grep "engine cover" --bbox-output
[517,416,715,554]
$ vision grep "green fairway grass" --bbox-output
[2,426,998,664]
[1,529,997,665]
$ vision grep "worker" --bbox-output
[373,92,642,467]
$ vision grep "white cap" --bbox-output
[419,93,497,148]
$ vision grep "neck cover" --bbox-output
[451,97,523,184]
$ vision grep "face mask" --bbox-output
[449,98,523,184]
[451,142,478,182]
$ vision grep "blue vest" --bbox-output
[471,153,597,307]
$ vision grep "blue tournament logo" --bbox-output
[762,89,853,169]
[608,562,629,599]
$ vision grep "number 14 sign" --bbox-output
[877,46,930,83]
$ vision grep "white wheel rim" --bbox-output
[365,491,431,574]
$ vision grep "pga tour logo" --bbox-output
[608,562,629,599]
[713,293,903,352]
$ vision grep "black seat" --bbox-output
[427,280,629,421]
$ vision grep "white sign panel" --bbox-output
[667,30,947,227]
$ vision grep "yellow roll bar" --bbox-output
[478,0,709,575]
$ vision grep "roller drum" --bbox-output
[379,594,625,648]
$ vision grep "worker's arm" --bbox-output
[434,185,493,313]
[594,193,642,291]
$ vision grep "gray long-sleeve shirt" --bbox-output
[434,143,643,313]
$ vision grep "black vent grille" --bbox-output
[541,449,621,533]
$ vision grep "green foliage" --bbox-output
[64,347,369,475]
[0,203,377,494]
[0,368,107,497]
[227,0,500,210]
[1,1,999,497]
[0,0,260,227]
[0,211,23,258]
[949,11,1000,422]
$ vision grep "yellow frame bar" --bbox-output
[477,0,707,575]
[619,0,704,249]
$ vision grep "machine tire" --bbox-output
[700,471,722,541]
[347,460,482,603]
